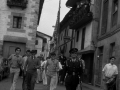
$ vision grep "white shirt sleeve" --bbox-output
[59,62,62,70]
[114,66,118,75]
[41,61,45,67]
[102,64,107,72]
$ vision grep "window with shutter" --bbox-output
[76,30,79,42]
[81,27,86,50]
[111,0,118,27]
[101,0,109,35]
[13,16,22,29]
[109,42,115,57]
[35,40,38,45]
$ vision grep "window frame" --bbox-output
[13,16,22,29]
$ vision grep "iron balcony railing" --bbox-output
[7,0,28,9]
[69,3,93,29]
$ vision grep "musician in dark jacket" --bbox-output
[58,51,67,84]
[64,48,82,90]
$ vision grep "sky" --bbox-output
[37,0,70,36]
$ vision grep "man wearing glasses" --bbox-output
[8,47,23,90]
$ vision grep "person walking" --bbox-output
[22,50,31,90]
[24,50,40,90]
[77,54,85,80]
[102,56,118,90]
[64,48,83,90]
[41,57,49,85]
[45,52,60,90]
[8,47,23,90]
[36,54,44,83]
[58,52,67,84]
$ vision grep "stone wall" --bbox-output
[0,0,40,53]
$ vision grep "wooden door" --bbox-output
[3,41,26,58]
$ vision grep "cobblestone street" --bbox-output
[0,77,97,90]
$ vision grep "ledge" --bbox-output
[7,28,26,33]
[98,25,120,41]
[3,35,27,43]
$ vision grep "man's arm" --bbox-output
[102,64,107,79]
[56,60,60,72]
[8,55,12,67]
[45,60,48,73]
[82,60,85,70]
[35,59,40,69]
[113,66,118,78]
[24,58,28,73]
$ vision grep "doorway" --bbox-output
[3,41,26,58]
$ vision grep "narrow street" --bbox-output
[0,77,94,90]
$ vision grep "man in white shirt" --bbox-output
[102,56,118,90]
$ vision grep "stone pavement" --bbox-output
[0,77,101,90]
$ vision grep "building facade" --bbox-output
[94,0,120,89]
[35,31,52,59]
[0,0,44,58]
[57,0,101,86]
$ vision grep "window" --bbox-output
[111,0,118,27]
[81,27,86,50]
[109,42,115,57]
[76,30,79,42]
[61,33,62,40]
[42,46,44,51]
[35,40,38,45]
[13,16,22,28]
[101,0,109,35]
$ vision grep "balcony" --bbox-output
[69,3,93,29]
[66,0,81,7]
[7,0,28,9]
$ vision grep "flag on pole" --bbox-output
[53,0,61,37]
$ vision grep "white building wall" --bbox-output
[75,23,92,50]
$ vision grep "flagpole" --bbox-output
[57,0,61,54]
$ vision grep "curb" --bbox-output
[82,83,103,90]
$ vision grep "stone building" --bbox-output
[35,31,52,59]
[0,0,44,58]
[94,0,120,89]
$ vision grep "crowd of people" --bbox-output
[0,46,118,90]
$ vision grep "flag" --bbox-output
[54,0,61,34]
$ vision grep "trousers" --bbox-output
[22,72,27,90]
[26,71,37,90]
[46,74,58,90]
[10,68,20,90]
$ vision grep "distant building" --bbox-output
[35,31,52,59]
[0,0,44,58]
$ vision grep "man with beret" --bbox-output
[64,48,82,90]
[24,50,40,90]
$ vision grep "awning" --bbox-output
[77,45,95,55]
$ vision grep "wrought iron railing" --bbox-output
[69,2,93,29]
[7,0,28,9]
